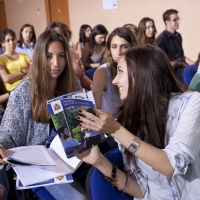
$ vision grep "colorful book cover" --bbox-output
[47,90,105,158]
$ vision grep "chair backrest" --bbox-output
[86,147,133,200]
[183,64,197,86]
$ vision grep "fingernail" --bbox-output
[78,109,83,113]
[79,123,82,126]
[76,116,80,120]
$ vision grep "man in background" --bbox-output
[156,9,194,82]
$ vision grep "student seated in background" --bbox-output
[0,30,87,200]
[137,17,157,45]
[0,29,31,92]
[76,24,92,59]
[77,45,200,200]
[81,24,108,80]
[92,27,136,117]
[46,21,92,90]
[156,9,194,82]
[15,24,36,59]
[189,53,200,91]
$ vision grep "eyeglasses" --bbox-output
[170,17,181,22]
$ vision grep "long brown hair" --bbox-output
[137,17,157,45]
[104,27,137,81]
[45,21,69,41]
[31,30,77,123]
[117,45,185,149]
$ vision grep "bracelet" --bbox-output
[0,144,4,149]
[127,137,141,154]
[118,172,128,196]
[104,163,118,186]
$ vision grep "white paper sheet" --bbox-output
[12,148,74,186]
[50,135,82,170]
[5,145,56,166]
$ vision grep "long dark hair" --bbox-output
[137,17,157,45]
[117,45,185,150]
[45,21,70,41]
[0,29,16,51]
[105,27,137,81]
[79,24,92,44]
[122,24,139,38]
[89,24,108,49]
[31,30,77,122]
[18,24,36,48]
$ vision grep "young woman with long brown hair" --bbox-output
[137,17,157,45]
[76,45,200,199]
[45,21,92,89]
[0,30,87,200]
[92,27,137,117]
[76,24,92,58]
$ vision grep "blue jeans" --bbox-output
[45,177,87,200]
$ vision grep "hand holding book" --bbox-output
[46,90,105,158]
[77,109,121,135]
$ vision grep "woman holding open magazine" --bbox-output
[76,45,200,200]
[0,30,87,200]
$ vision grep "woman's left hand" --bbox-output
[77,109,121,134]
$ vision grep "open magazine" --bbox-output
[46,90,105,158]
[4,135,82,188]
[3,90,104,188]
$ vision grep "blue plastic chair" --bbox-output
[183,64,197,86]
[84,67,98,80]
[86,147,133,200]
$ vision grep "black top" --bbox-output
[156,30,184,62]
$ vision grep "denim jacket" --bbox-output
[119,92,200,200]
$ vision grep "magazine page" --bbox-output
[4,145,56,166]
[50,98,105,158]
[16,174,73,190]
[10,148,74,186]
[50,135,82,171]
